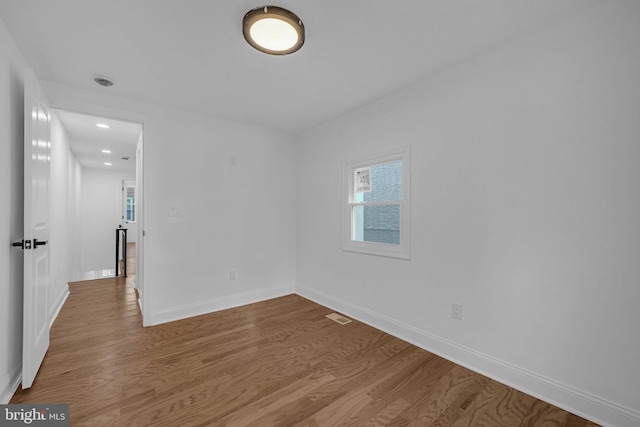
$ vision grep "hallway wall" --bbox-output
[79,167,135,273]
[49,113,81,314]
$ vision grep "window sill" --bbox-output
[343,240,410,260]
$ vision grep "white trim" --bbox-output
[0,362,21,404]
[135,129,145,323]
[351,201,401,207]
[43,88,150,125]
[146,285,295,326]
[343,145,411,260]
[295,284,640,427]
[49,283,69,328]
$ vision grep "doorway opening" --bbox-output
[51,108,144,308]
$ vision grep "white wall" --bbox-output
[142,107,297,324]
[68,151,82,279]
[296,2,640,426]
[42,82,298,327]
[0,16,26,404]
[125,214,138,244]
[50,112,83,315]
[80,168,135,273]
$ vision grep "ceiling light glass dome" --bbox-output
[243,6,304,55]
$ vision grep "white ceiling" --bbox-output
[55,109,140,172]
[0,0,600,134]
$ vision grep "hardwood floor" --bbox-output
[11,280,598,426]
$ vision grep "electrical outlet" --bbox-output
[451,303,462,320]
[229,270,237,281]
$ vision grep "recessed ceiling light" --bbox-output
[104,162,112,166]
[96,123,110,129]
[243,6,304,55]
[101,149,111,154]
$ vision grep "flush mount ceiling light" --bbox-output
[96,123,110,129]
[243,6,304,55]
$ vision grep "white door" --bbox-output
[22,69,52,389]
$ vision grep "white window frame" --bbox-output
[343,145,411,259]
[123,180,136,224]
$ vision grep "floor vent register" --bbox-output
[326,313,353,325]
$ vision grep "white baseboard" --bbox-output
[147,285,294,326]
[295,284,640,427]
[49,284,69,328]
[0,362,21,404]
[135,286,143,314]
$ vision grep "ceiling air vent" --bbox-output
[93,75,114,87]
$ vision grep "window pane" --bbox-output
[357,160,401,203]
[353,204,400,245]
[124,182,136,223]
[126,196,135,222]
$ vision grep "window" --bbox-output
[126,195,135,222]
[344,146,410,259]
[123,181,136,223]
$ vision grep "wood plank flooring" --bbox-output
[11,279,599,426]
